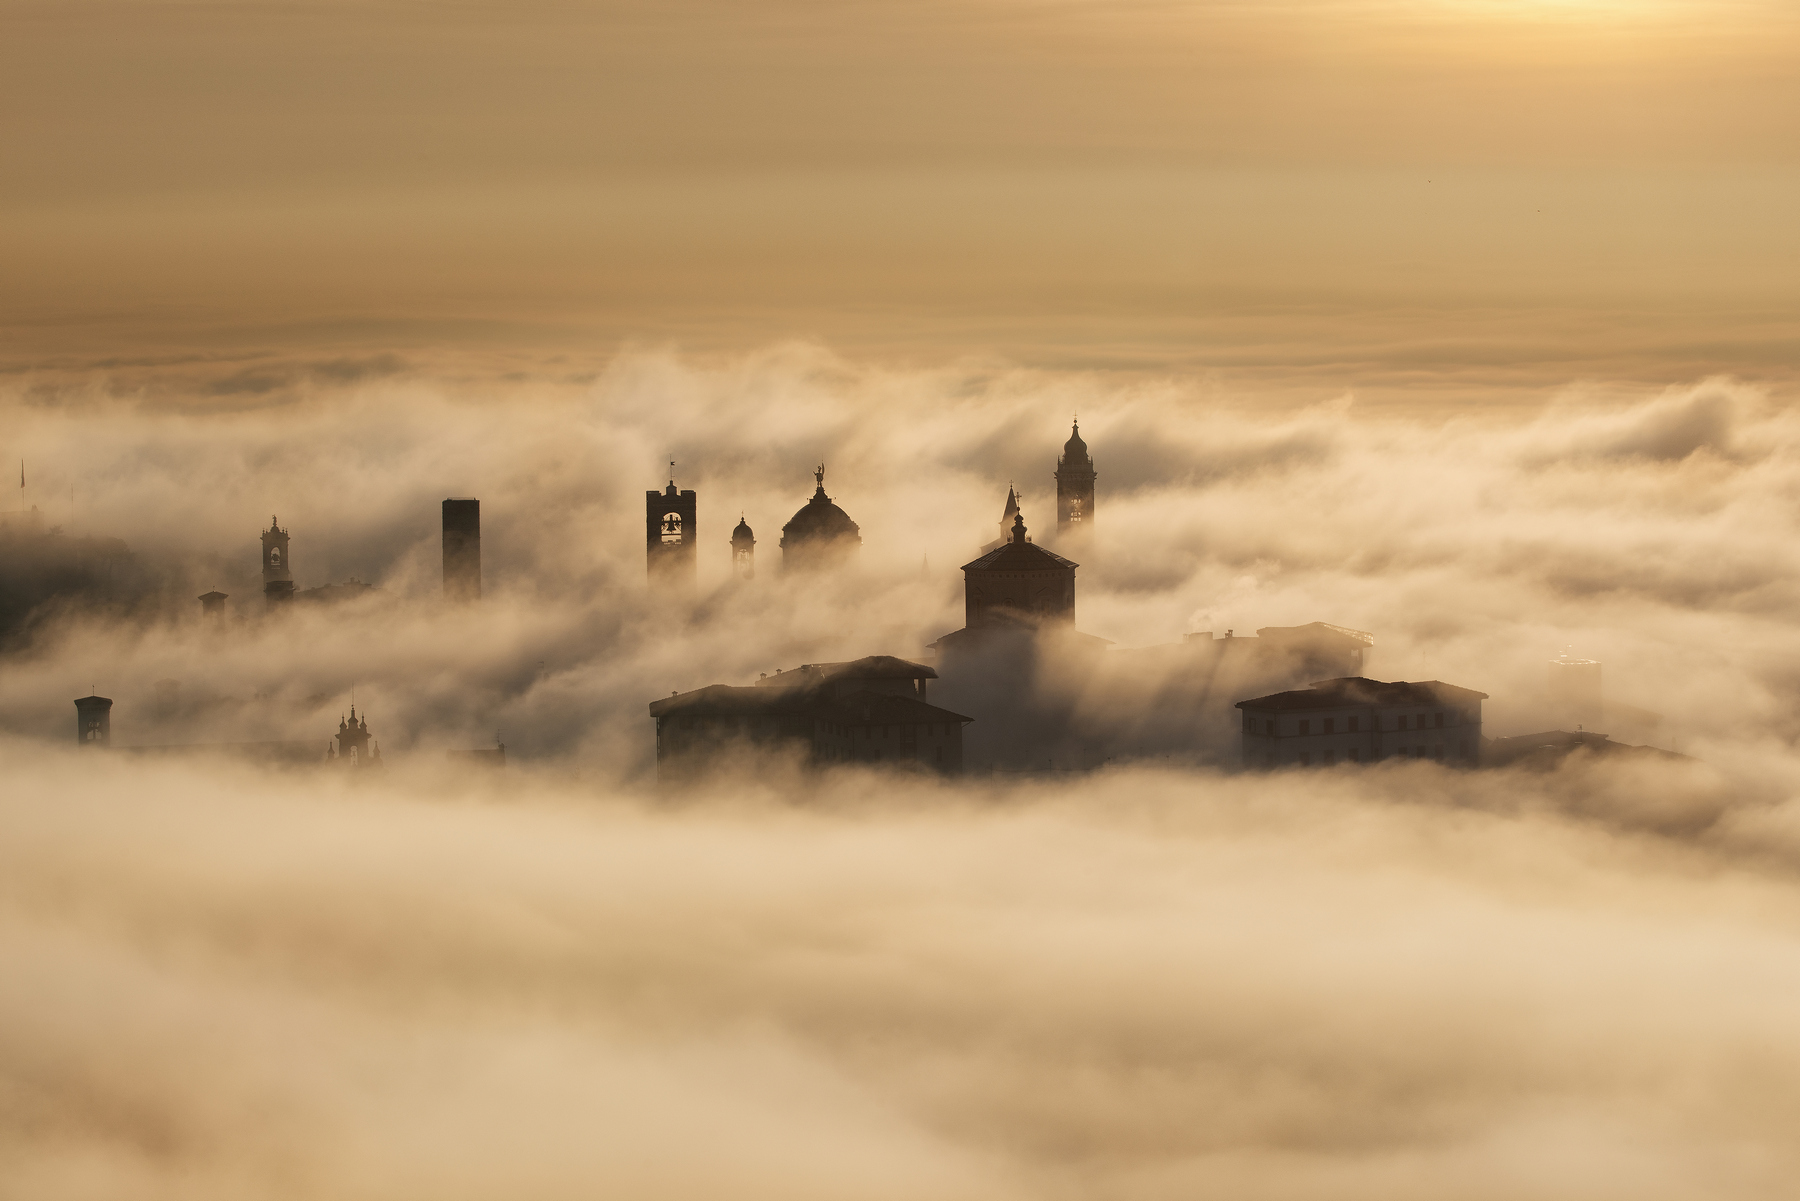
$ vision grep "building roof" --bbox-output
[198,590,228,601]
[962,515,1077,572]
[732,516,755,541]
[1060,420,1090,466]
[1234,677,1490,711]
[648,682,969,725]
[781,466,860,546]
[756,659,936,684]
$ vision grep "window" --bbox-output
[1398,715,1409,730]
[1299,720,1310,735]
[1299,753,1311,766]
[1323,718,1335,734]
[660,513,683,544]
[1323,750,1336,765]
[1069,497,1083,523]
[1349,748,1361,763]
[1348,716,1360,733]
[1434,712,1445,728]
[1266,719,1276,735]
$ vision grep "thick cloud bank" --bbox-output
[6,749,1800,1200]
[2,350,1797,771]
[7,349,1800,1196]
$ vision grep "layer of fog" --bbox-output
[5,348,1800,778]
[7,745,1800,1200]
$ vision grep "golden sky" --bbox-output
[2,0,1798,393]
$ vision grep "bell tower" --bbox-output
[646,462,698,590]
[261,516,294,605]
[1054,420,1095,543]
[730,515,756,581]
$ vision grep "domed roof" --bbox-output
[1062,420,1089,460]
[732,515,755,539]
[781,466,861,548]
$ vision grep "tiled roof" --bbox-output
[1234,676,1489,711]
[961,540,1077,572]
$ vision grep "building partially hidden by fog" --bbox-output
[260,516,293,606]
[74,694,112,746]
[731,516,756,581]
[780,466,861,574]
[647,471,698,590]
[978,486,1021,555]
[442,498,481,602]
[1054,420,1096,544]
[648,656,971,781]
[198,590,228,618]
[327,706,383,768]
[1235,677,1488,768]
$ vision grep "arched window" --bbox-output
[661,513,683,544]
[270,547,282,565]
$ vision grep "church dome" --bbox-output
[781,466,861,572]
[1061,421,1090,464]
[732,516,755,541]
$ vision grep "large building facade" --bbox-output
[1236,677,1487,768]
[648,656,971,780]
[961,513,1077,631]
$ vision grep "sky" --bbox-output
[3,0,1798,397]
[7,2,1800,1197]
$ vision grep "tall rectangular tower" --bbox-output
[1054,421,1096,542]
[442,498,481,602]
[647,477,698,590]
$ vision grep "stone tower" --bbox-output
[442,498,481,602]
[1054,421,1095,542]
[74,694,113,746]
[731,515,756,581]
[261,516,294,606]
[647,466,698,590]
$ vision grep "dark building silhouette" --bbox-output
[198,590,228,618]
[328,706,383,768]
[0,505,139,637]
[649,656,970,781]
[74,694,112,746]
[780,466,860,574]
[1236,677,1487,768]
[647,469,698,590]
[731,516,756,581]
[442,498,481,602]
[961,513,1076,631]
[261,516,294,606]
[1054,420,1096,542]
[447,740,506,768]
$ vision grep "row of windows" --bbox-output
[665,718,955,740]
[1247,710,1467,736]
